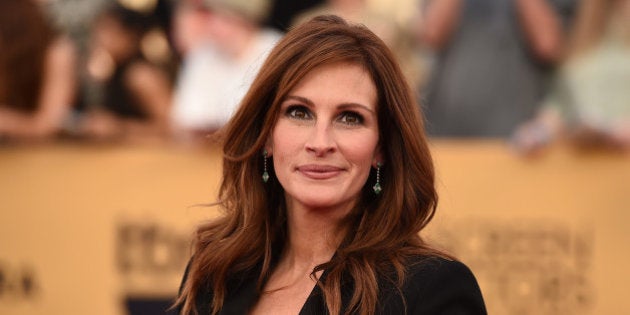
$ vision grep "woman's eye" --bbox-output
[338,112,364,125]
[286,106,312,120]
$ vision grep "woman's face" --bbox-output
[268,62,381,214]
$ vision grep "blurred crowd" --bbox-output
[0,0,628,154]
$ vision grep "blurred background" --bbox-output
[0,0,629,314]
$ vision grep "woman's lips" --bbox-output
[296,164,344,179]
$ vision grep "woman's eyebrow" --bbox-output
[338,103,375,114]
[285,95,374,114]
[284,95,314,107]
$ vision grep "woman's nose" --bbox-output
[304,123,336,156]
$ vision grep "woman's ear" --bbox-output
[372,148,383,168]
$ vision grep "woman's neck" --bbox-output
[280,201,349,273]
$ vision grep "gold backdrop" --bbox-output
[0,141,628,314]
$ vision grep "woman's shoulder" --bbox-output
[394,255,488,314]
[404,255,477,283]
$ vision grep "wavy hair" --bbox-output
[176,15,445,315]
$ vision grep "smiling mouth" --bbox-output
[297,165,344,179]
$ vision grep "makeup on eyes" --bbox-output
[337,111,364,125]
[285,105,312,120]
[281,96,373,128]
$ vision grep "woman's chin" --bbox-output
[288,192,357,215]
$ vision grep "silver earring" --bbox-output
[262,150,270,183]
[373,162,382,194]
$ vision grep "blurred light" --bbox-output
[141,28,172,65]
[117,0,158,14]
[87,47,115,82]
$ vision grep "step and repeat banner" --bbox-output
[0,141,628,314]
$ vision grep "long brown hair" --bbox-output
[0,0,55,112]
[176,15,444,315]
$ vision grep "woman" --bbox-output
[176,15,486,314]
[0,0,76,141]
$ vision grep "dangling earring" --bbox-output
[262,149,270,183]
[373,162,382,195]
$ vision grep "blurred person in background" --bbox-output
[0,0,77,141]
[170,0,281,141]
[293,0,397,45]
[513,0,630,154]
[292,0,422,87]
[79,1,175,141]
[419,0,575,138]
[265,0,324,32]
[172,0,212,57]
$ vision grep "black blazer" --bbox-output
[179,256,487,315]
